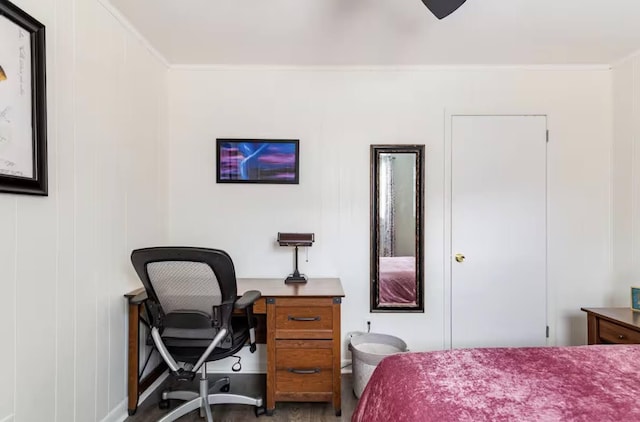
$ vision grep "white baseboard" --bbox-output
[205,344,267,374]
[99,371,170,422]
[137,364,267,403]
[341,359,353,374]
[139,370,171,404]
[99,400,127,422]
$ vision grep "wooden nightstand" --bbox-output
[581,307,640,344]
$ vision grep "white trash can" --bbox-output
[349,333,407,398]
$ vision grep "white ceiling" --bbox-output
[108,0,640,66]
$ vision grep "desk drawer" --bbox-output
[276,348,332,393]
[599,319,640,344]
[275,306,333,339]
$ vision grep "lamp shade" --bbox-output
[277,232,314,247]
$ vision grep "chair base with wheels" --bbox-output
[157,366,264,422]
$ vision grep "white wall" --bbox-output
[612,56,640,305]
[167,67,612,366]
[0,0,168,421]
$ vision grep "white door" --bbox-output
[451,115,547,348]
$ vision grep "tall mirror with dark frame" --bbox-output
[370,145,425,312]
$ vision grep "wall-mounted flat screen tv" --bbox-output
[216,139,300,184]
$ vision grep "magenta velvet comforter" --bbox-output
[352,345,640,422]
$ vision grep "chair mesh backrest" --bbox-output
[130,247,238,322]
[147,261,222,316]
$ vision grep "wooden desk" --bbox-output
[125,278,345,416]
[581,307,640,344]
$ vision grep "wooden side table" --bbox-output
[581,307,640,344]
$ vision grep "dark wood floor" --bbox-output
[126,373,358,422]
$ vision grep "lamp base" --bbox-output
[285,274,308,284]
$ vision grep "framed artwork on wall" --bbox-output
[632,287,640,313]
[0,0,47,195]
[216,139,299,184]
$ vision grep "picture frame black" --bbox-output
[216,139,299,184]
[0,0,47,195]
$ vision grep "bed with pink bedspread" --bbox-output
[352,345,640,422]
[379,256,416,304]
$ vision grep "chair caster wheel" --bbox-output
[255,405,266,417]
[220,384,230,393]
[159,387,171,409]
[335,409,342,416]
[265,408,274,416]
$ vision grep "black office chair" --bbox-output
[131,247,264,421]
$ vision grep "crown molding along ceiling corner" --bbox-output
[105,0,640,68]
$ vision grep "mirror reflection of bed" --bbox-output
[371,145,424,312]
[378,256,416,306]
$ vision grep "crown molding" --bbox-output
[97,0,170,68]
[169,63,611,72]
[611,48,640,68]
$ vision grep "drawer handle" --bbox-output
[619,334,626,340]
[288,368,321,375]
[288,316,321,322]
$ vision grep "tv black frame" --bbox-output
[216,138,300,185]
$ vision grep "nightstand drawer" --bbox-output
[599,320,640,344]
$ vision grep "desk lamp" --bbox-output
[277,232,314,284]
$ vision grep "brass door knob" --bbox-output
[455,253,465,263]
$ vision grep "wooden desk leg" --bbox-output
[586,313,599,345]
[266,299,276,415]
[332,299,342,416]
[127,302,141,416]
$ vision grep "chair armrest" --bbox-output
[235,290,261,310]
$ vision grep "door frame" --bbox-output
[443,111,552,349]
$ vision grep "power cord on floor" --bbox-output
[231,355,242,372]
